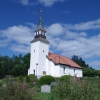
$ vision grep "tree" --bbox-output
[71,55,89,68]
[0,58,3,68]
[0,53,30,77]
[0,57,4,78]
[22,53,30,75]
[11,53,30,76]
[71,55,96,77]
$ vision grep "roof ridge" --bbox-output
[49,52,71,59]
[49,52,70,64]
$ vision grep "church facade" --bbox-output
[28,10,83,78]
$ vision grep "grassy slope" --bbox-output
[34,93,50,100]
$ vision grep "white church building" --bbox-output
[28,10,83,78]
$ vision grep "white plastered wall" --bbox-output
[28,40,49,79]
[46,59,83,77]
[28,41,40,75]
[60,65,83,77]
[46,59,60,77]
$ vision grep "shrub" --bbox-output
[50,81,71,100]
[27,82,34,88]
[0,80,3,87]
[12,77,18,82]
[28,74,37,82]
[59,75,71,82]
[50,79,100,100]
[0,79,36,100]
[26,76,30,83]
[19,75,23,83]
[55,78,59,82]
[38,75,55,85]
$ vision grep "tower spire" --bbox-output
[30,9,50,44]
[39,8,43,26]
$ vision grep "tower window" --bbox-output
[39,30,41,34]
[43,50,44,53]
[42,31,44,35]
[34,50,35,52]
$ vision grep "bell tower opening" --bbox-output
[34,9,46,39]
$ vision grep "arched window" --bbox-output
[42,31,44,35]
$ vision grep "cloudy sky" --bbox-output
[0,0,100,69]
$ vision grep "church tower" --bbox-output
[28,10,49,78]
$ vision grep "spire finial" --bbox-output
[39,8,43,26]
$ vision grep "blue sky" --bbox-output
[0,0,100,69]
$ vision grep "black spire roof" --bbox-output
[38,9,43,26]
[31,9,49,44]
[35,9,46,33]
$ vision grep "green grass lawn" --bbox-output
[34,92,51,100]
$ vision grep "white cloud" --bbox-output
[10,44,30,53]
[0,39,10,47]
[67,19,100,31]
[47,23,64,35]
[19,0,65,6]
[80,32,87,37]
[19,0,29,5]
[0,25,35,53]
[66,31,78,39]
[65,31,87,39]
[47,35,61,50]
[39,0,65,6]
[46,20,100,59]
[1,25,34,45]
[19,0,37,6]
[54,34,100,58]
[56,39,89,56]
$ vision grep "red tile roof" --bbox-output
[47,52,82,69]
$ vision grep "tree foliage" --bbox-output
[0,58,3,68]
[0,53,30,78]
[71,55,100,77]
